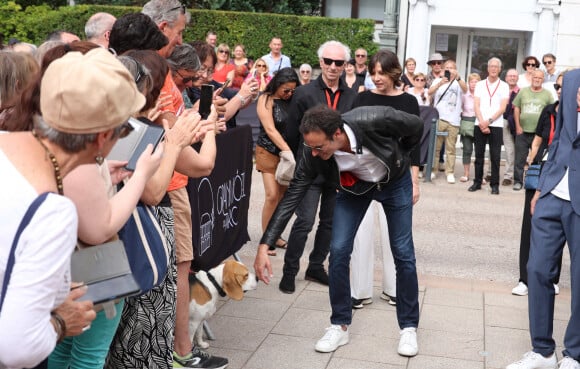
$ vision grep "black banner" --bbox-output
[187,125,253,271]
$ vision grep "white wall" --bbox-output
[556,0,580,69]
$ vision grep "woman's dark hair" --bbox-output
[368,49,403,88]
[109,13,168,55]
[262,67,299,106]
[521,55,540,69]
[123,49,168,112]
[190,40,217,67]
[1,41,99,132]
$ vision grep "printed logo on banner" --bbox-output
[196,171,247,256]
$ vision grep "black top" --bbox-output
[256,98,290,155]
[353,91,421,166]
[534,101,559,164]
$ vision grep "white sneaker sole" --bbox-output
[315,335,349,353]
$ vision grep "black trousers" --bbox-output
[473,125,503,187]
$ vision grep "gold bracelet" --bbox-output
[51,311,67,343]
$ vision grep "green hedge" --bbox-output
[0,2,377,66]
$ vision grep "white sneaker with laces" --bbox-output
[559,357,580,369]
[554,284,560,295]
[447,174,456,184]
[506,351,557,369]
[512,282,529,296]
[397,327,418,357]
[315,325,349,353]
[380,292,396,306]
[431,172,436,180]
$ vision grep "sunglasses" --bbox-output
[526,63,538,67]
[167,3,186,14]
[355,54,366,58]
[543,60,553,65]
[255,64,266,68]
[119,121,134,139]
[218,49,229,54]
[176,70,199,84]
[430,61,443,65]
[322,58,345,67]
[282,88,295,94]
[300,70,311,73]
[554,83,561,91]
[414,78,425,82]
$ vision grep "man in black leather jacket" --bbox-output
[254,104,424,356]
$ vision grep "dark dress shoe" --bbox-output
[305,268,329,286]
[279,274,295,294]
[491,186,499,195]
[468,183,482,192]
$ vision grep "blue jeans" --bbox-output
[528,193,580,359]
[49,300,124,369]
[283,177,335,277]
[329,171,419,328]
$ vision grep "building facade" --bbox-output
[323,0,579,78]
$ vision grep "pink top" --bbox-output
[461,90,475,117]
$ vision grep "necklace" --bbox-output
[31,130,64,195]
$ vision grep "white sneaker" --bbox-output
[431,172,436,180]
[315,325,349,353]
[512,282,529,296]
[397,327,418,357]
[559,357,580,369]
[380,291,396,306]
[447,174,456,184]
[506,351,557,369]
[554,284,560,295]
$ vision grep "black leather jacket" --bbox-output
[260,105,423,246]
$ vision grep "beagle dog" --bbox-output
[188,260,257,348]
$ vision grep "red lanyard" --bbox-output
[325,89,340,110]
[549,113,555,145]
[485,79,500,106]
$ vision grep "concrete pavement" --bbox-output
[201,164,572,369]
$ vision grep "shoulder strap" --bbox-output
[0,192,50,313]
[436,80,455,106]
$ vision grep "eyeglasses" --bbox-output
[526,63,538,67]
[119,121,134,139]
[300,70,311,74]
[282,88,295,94]
[414,78,425,82]
[167,3,186,14]
[355,54,366,58]
[218,49,229,54]
[255,64,266,68]
[303,141,324,152]
[198,66,214,76]
[176,70,199,84]
[543,60,553,65]
[554,83,561,91]
[322,58,345,67]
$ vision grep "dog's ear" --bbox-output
[222,261,246,301]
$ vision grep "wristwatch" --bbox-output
[488,118,493,124]
[456,76,461,81]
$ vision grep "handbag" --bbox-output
[118,202,169,295]
[524,163,542,190]
[1,193,49,313]
[459,117,475,138]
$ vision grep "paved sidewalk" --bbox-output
[200,166,571,369]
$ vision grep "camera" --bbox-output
[444,70,451,80]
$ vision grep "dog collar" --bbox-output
[206,271,227,297]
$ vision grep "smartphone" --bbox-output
[444,70,451,80]
[221,78,231,89]
[199,84,214,119]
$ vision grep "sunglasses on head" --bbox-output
[543,60,553,65]
[176,70,199,84]
[167,3,186,14]
[322,58,345,67]
[554,83,561,91]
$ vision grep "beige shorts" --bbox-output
[255,145,280,174]
[168,187,193,263]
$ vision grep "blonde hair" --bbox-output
[467,73,481,82]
